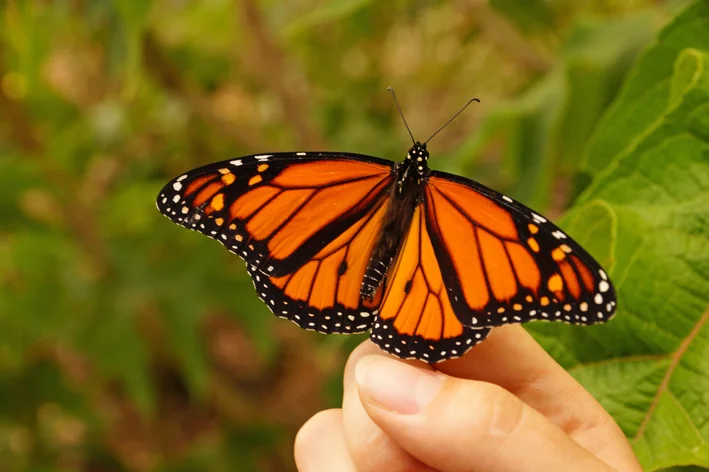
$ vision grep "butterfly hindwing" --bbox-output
[246,196,390,334]
[424,172,617,329]
[370,203,491,362]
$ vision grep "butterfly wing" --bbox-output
[156,152,395,332]
[247,195,389,334]
[370,204,491,363]
[157,152,393,276]
[424,172,616,328]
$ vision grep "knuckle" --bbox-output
[556,385,611,434]
[453,382,527,440]
[342,403,433,472]
[354,437,435,472]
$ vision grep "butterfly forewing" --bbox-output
[156,152,394,277]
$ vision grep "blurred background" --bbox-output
[0,0,694,470]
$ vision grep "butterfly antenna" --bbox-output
[424,97,480,144]
[387,87,416,144]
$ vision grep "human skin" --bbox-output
[294,325,643,472]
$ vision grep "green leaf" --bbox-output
[558,13,656,174]
[528,3,709,469]
[584,1,709,175]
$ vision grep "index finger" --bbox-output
[435,325,640,471]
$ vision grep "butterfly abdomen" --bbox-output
[360,162,424,301]
[361,258,391,300]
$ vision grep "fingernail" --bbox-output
[355,356,444,414]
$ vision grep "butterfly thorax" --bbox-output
[395,141,430,193]
[360,142,429,301]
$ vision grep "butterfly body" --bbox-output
[361,142,430,300]
[157,145,616,363]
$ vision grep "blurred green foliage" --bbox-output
[0,0,706,471]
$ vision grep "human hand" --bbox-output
[294,325,643,471]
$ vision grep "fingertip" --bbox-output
[344,340,432,391]
[344,341,382,379]
[355,355,445,415]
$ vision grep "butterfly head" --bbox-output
[406,142,429,175]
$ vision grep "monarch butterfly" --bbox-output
[156,91,616,363]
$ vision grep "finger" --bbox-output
[436,326,640,471]
[294,409,357,472]
[341,343,437,472]
[356,355,620,472]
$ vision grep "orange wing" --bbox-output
[424,173,616,328]
[156,152,395,333]
[157,152,393,277]
[248,197,388,333]
[370,204,490,363]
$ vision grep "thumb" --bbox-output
[355,355,615,472]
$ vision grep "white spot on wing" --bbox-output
[502,195,513,203]
[296,152,306,156]
[255,155,271,161]
[230,159,243,166]
[172,182,182,191]
[532,213,547,223]
[599,281,609,293]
